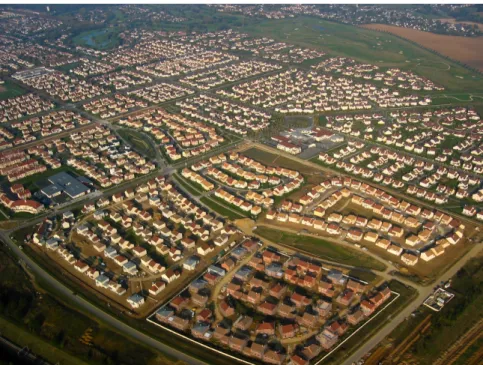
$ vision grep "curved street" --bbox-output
[0,231,208,365]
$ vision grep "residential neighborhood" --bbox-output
[0,5,482,365]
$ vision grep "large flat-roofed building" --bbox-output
[13,67,55,81]
[41,184,62,198]
[42,171,90,199]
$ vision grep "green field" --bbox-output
[172,173,203,196]
[118,128,157,160]
[383,257,483,364]
[254,226,387,271]
[0,245,176,365]
[243,16,483,92]
[199,196,246,220]
[0,80,27,100]
[72,27,121,50]
[242,147,319,176]
[56,61,82,73]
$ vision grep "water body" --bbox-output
[312,25,325,32]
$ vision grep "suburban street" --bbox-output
[1,10,482,365]
[1,136,482,365]
[344,242,482,365]
[0,231,209,365]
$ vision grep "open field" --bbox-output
[118,128,157,160]
[243,16,483,91]
[362,23,483,72]
[0,316,89,365]
[369,255,483,365]
[0,80,26,100]
[72,27,121,50]
[254,226,387,271]
[0,244,177,365]
[242,145,325,176]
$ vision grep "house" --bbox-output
[317,328,338,350]
[183,256,200,271]
[279,323,297,339]
[256,322,275,336]
[401,253,418,266]
[149,281,166,296]
[162,269,180,283]
[127,293,145,309]
[220,299,235,317]
[347,309,364,325]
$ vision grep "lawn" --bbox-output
[118,128,157,160]
[199,197,246,220]
[242,146,317,175]
[56,61,82,73]
[0,80,27,100]
[72,27,121,50]
[243,16,483,92]
[254,226,387,271]
[172,173,203,197]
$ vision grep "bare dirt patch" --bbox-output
[362,24,483,71]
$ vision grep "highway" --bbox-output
[0,231,209,365]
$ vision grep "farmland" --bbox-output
[243,16,483,92]
[362,23,483,73]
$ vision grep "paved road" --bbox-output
[249,142,480,228]
[0,232,208,365]
[0,335,50,365]
[344,241,482,365]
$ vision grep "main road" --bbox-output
[0,231,209,365]
[343,241,482,365]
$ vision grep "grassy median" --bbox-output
[255,226,387,271]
